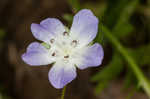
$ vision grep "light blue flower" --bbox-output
[22,9,104,89]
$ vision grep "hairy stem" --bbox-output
[102,25,150,97]
[61,86,67,99]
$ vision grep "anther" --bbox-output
[50,39,55,43]
[64,55,69,58]
[71,40,78,47]
[63,31,68,36]
[52,52,56,56]
[72,40,77,43]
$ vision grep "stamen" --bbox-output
[72,40,77,43]
[64,55,69,58]
[63,31,68,36]
[52,52,56,56]
[50,39,55,43]
[71,40,78,47]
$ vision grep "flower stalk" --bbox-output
[61,86,67,99]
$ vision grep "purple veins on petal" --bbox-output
[70,9,99,46]
[40,18,65,36]
[48,63,77,89]
[22,42,53,66]
[31,18,65,43]
[76,43,104,70]
[31,23,52,43]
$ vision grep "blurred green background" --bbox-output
[0,0,150,99]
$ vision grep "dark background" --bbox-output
[0,0,150,99]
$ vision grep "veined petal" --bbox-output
[76,43,104,70]
[70,9,99,46]
[40,18,65,36]
[31,18,65,43]
[48,62,76,89]
[22,42,54,66]
[31,23,52,43]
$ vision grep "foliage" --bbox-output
[0,85,11,99]
[0,29,9,99]
[66,0,150,98]
[0,29,5,40]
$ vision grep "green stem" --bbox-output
[102,25,150,97]
[61,86,67,99]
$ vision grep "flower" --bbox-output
[22,9,104,89]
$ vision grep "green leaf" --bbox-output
[128,44,150,65]
[91,52,124,93]
[102,24,150,98]
[82,1,107,18]
[112,0,139,37]
[67,0,81,12]
[103,0,130,29]
[41,42,50,49]
[0,29,5,40]
[94,81,108,94]
[63,14,73,25]
[91,52,123,82]
[123,70,137,90]
[95,0,139,44]
[113,22,134,38]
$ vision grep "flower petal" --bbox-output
[76,43,104,70]
[22,42,54,66]
[48,62,76,89]
[70,9,99,46]
[31,18,65,43]
[40,18,65,36]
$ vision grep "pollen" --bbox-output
[64,55,69,58]
[71,40,78,47]
[50,39,55,43]
[63,31,68,36]
[52,52,56,56]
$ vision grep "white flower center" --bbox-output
[48,31,83,64]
